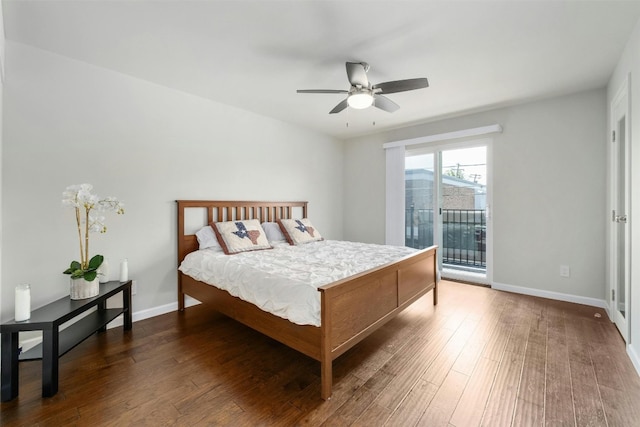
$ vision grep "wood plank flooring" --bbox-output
[2,280,640,426]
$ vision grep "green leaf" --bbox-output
[64,257,103,280]
[70,269,85,278]
[88,255,104,270]
[63,261,82,275]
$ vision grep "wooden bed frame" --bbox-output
[176,200,438,400]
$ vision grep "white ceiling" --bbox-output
[4,0,640,139]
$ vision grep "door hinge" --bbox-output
[613,130,616,142]
[612,289,615,301]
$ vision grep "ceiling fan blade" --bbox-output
[373,78,429,94]
[373,94,400,113]
[329,99,349,114]
[346,62,369,87]
[297,89,349,94]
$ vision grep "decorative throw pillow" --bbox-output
[195,225,222,251]
[213,219,272,255]
[261,222,286,243]
[277,218,323,245]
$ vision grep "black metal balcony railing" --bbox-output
[406,208,486,268]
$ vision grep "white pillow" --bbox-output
[195,225,222,251]
[261,222,286,242]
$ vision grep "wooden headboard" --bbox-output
[176,200,308,265]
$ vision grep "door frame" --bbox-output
[609,73,631,341]
[405,137,493,285]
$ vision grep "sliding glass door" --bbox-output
[405,143,490,284]
[405,152,437,249]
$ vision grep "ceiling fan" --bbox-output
[297,61,429,114]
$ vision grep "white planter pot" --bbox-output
[70,277,99,300]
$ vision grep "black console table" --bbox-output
[1,280,132,401]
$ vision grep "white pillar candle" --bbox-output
[120,259,128,282]
[15,284,31,322]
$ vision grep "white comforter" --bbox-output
[178,240,416,326]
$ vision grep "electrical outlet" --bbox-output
[560,265,570,278]
[132,280,137,295]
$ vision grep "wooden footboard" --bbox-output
[318,245,437,399]
[176,200,438,400]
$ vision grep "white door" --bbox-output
[610,76,630,341]
[405,140,491,285]
[440,145,489,285]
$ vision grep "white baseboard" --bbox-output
[18,336,42,353]
[18,296,201,351]
[106,296,201,329]
[628,344,640,377]
[491,282,609,312]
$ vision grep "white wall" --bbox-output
[0,41,344,321]
[344,89,606,303]
[608,17,640,372]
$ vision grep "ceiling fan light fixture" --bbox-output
[347,91,373,109]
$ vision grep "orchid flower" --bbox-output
[62,184,124,280]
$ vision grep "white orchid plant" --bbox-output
[62,184,125,281]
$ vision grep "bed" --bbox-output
[176,200,438,400]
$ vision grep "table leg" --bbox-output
[97,299,107,333]
[123,282,132,331]
[41,327,59,397]
[1,332,19,402]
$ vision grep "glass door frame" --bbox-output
[405,137,493,285]
[404,150,440,258]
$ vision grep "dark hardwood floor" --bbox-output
[2,280,640,426]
